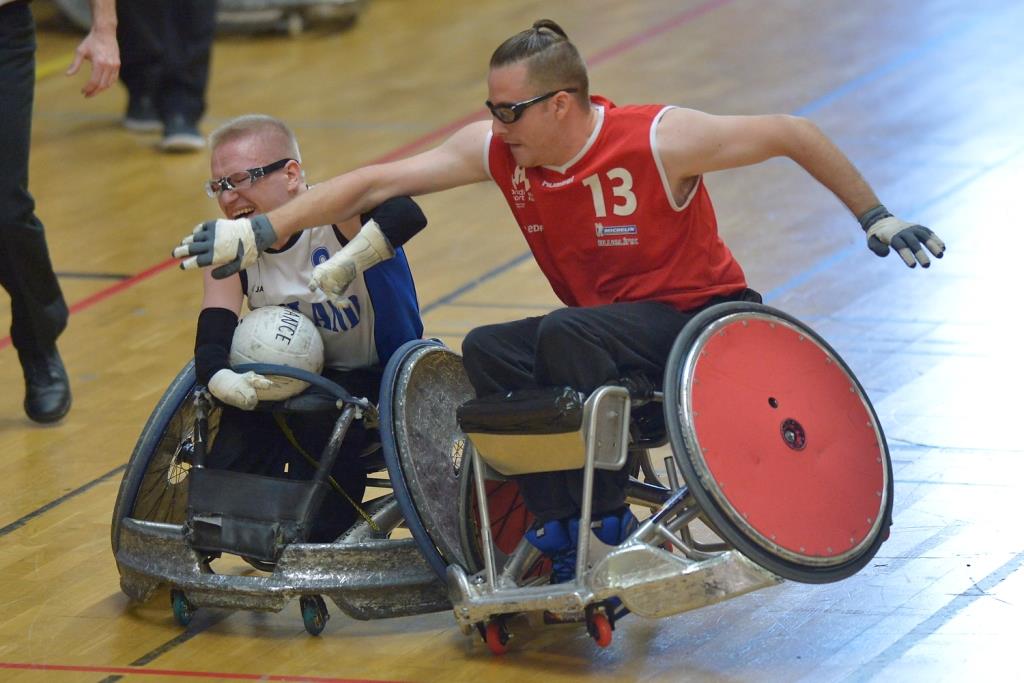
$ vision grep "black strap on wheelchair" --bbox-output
[272,412,378,532]
[456,387,585,434]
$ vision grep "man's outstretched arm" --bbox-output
[657,109,945,268]
[172,121,492,277]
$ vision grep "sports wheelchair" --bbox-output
[112,301,891,648]
[376,302,893,654]
[111,360,453,635]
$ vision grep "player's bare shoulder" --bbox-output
[654,107,709,189]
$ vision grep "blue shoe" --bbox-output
[570,508,638,615]
[525,519,576,584]
[591,507,638,546]
[569,507,638,548]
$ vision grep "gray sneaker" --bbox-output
[161,115,205,153]
[123,95,161,132]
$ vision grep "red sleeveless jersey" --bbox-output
[487,97,747,310]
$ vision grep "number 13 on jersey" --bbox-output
[583,168,637,218]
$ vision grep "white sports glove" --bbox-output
[858,205,946,268]
[172,214,278,278]
[308,219,395,308]
[207,368,273,410]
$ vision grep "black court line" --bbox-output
[0,464,125,537]
[55,271,132,280]
[96,611,233,683]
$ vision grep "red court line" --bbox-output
[0,0,734,351]
[0,661,407,682]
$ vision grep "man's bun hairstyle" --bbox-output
[490,19,589,104]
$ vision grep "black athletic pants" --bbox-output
[462,292,761,523]
[0,1,68,355]
[116,0,216,124]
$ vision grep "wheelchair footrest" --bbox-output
[186,467,323,562]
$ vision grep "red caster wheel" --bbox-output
[484,619,511,655]
[587,611,613,648]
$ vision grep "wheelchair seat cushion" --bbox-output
[457,387,584,435]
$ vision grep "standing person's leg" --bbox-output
[0,3,71,423]
[159,0,216,152]
[115,1,164,132]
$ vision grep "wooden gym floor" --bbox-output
[1,0,1022,680]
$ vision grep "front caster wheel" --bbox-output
[300,595,330,636]
[484,618,511,655]
[587,611,613,648]
[170,589,194,626]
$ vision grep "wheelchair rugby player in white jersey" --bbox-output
[111,115,447,635]
[194,114,426,543]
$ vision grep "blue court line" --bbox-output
[792,16,983,117]
[419,16,990,317]
[420,251,534,315]
[844,547,1024,682]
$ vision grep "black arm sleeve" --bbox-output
[194,307,238,385]
[360,196,427,248]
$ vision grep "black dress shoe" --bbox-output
[19,346,72,424]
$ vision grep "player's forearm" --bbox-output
[267,168,382,240]
[782,116,880,218]
[88,0,117,33]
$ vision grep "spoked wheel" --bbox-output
[380,340,478,578]
[663,303,893,583]
[299,595,330,636]
[111,361,221,556]
[484,618,511,656]
[170,589,195,626]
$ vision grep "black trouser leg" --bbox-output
[115,1,165,103]
[116,0,215,123]
[162,0,216,123]
[0,3,68,354]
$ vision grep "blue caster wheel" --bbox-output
[300,595,329,636]
[170,589,194,626]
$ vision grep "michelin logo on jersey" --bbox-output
[242,224,422,371]
[595,222,639,247]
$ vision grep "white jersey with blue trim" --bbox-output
[242,224,422,371]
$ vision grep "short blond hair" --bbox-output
[208,114,302,163]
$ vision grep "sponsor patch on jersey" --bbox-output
[595,223,638,237]
[541,176,574,188]
[311,246,330,267]
[595,222,639,247]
